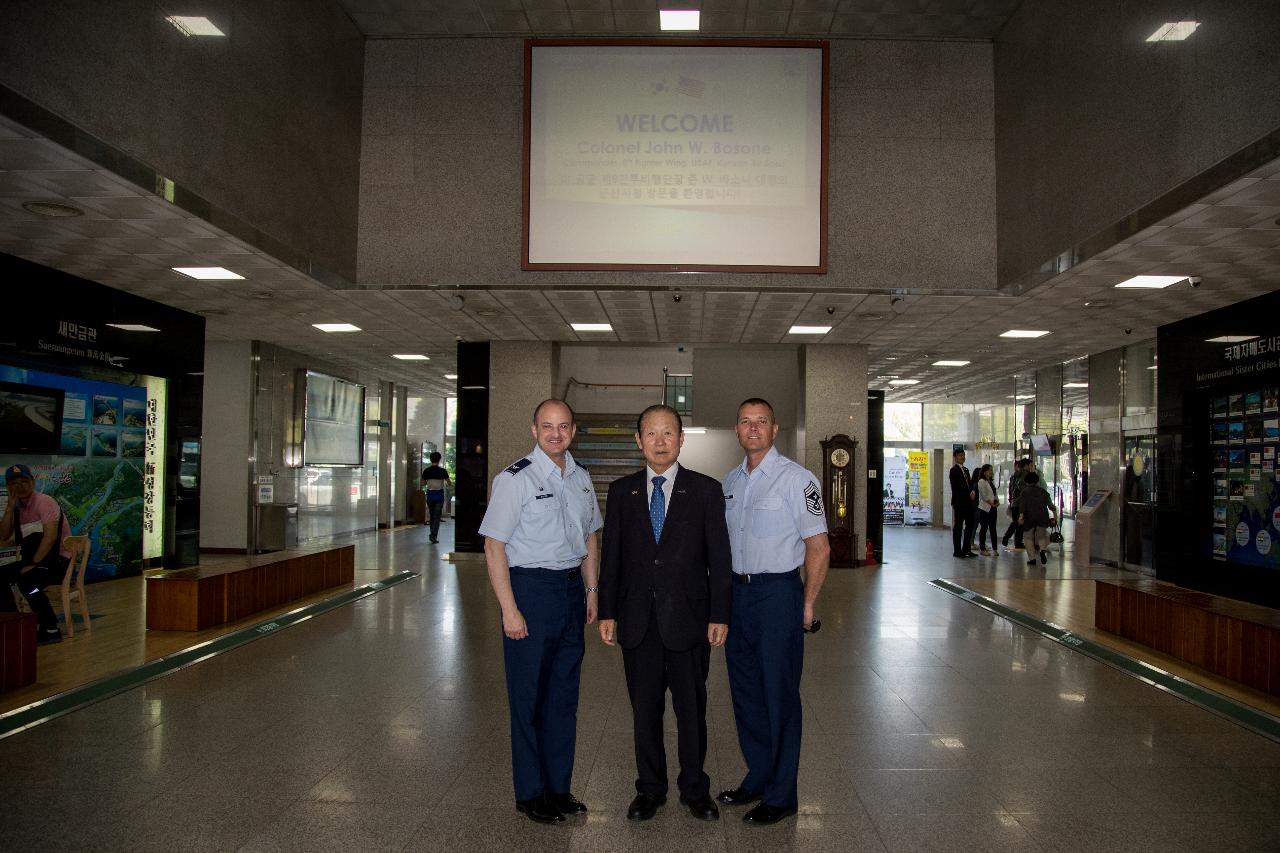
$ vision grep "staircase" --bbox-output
[571,413,644,510]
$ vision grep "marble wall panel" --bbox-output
[803,344,870,550]
[995,0,1280,288]
[359,38,997,292]
[488,341,555,486]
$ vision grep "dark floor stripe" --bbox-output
[930,578,1280,743]
[0,571,418,740]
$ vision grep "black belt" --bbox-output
[732,568,800,585]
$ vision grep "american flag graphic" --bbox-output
[676,76,705,98]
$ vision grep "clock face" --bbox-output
[830,448,850,468]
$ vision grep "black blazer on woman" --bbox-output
[599,465,733,652]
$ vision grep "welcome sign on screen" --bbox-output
[526,42,826,270]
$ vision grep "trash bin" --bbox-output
[257,503,299,551]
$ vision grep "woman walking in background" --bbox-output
[975,464,1000,555]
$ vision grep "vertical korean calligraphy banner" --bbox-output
[883,455,907,525]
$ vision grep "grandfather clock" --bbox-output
[820,434,857,568]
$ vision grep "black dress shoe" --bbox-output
[679,794,719,820]
[715,787,762,806]
[516,796,564,824]
[626,792,665,821]
[742,803,798,825]
[549,792,587,814]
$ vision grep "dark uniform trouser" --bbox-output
[951,505,975,554]
[503,565,585,802]
[622,608,711,800]
[725,569,804,809]
[426,499,443,539]
[0,558,68,634]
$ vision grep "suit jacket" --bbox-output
[949,463,974,510]
[599,465,733,652]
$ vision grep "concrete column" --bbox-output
[802,344,870,553]
[488,342,555,479]
[199,341,254,551]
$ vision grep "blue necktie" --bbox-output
[650,475,666,542]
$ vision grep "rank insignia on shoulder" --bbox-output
[505,458,532,475]
[804,481,823,516]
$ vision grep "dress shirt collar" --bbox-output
[646,462,679,484]
[737,445,780,478]
[530,444,576,479]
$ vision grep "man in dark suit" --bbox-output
[949,448,977,558]
[599,404,733,822]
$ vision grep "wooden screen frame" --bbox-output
[522,38,829,274]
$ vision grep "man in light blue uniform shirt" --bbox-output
[480,399,603,825]
[716,397,830,825]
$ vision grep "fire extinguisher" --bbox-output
[865,539,877,566]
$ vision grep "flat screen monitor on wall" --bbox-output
[0,380,64,454]
[302,372,365,466]
[524,39,828,272]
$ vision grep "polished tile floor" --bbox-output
[3,522,1279,852]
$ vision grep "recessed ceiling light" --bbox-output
[22,200,83,218]
[571,323,613,332]
[789,325,832,335]
[1206,335,1257,343]
[461,385,486,390]
[313,323,361,333]
[1000,329,1051,338]
[659,10,700,30]
[683,428,707,434]
[1147,365,1158,370]
[165,15,226,37]
[172,266,244,280]
[1146,21,1198,42]
[444,374,458,380]
[106,323,160,332]
[1014,394,1035,400]
[888,379,919,386]
[392,354,430,361]
[1115,275,1186,289]
[932,360,970,367]
[1063,382,1089,389]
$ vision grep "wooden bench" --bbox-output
[146,545,355,631]
[0,611,37,692]
[1095,578,1280,697]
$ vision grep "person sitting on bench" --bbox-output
[0,464,71,644]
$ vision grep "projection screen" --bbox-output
[523,40,828,273]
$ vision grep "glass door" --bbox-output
[1121,433,1157,575]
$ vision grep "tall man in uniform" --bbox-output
[716,398,830,825]
[598,404,733,822]
[949,448,978,558]
[480,399,603,824]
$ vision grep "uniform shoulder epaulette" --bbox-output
[505,458,533,475]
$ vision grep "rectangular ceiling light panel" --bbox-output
[1146,21,1199,41]
[1000,329,1051,338]
[659,10,700,30]
[571,323,613,332]
[789,325,831,335]
[172,266,244,280]
[1114,275,1186,289]
[165,16,226,37]
[313,323,362,333]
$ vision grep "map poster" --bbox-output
[0,365,147,581]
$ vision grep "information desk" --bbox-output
[146,545,355,631]
[0,612,37,693]
[1095,578,1280,697]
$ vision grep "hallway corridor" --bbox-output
[2,524,1278,852]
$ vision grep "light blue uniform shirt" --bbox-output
[479,445,603,570]
[722,446,827,575]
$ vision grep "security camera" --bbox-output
[1123,328,1133,335]
[672,293,682,303]
[455,334,464,342]
[1188,276,1202,288]
[826,306,835,315]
